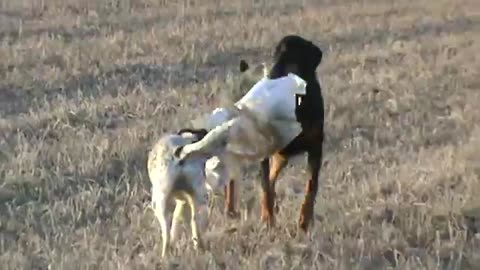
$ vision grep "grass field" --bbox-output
[1,0,480,269]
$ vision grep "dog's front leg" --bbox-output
[298,146,322,232]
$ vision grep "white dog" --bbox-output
[147,73,307,258]
[147,129,228,258]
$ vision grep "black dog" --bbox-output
[260,35,325,232]
[176,36,324,232]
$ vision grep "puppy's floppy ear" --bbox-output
[272,42,287,63]
[239,60,249,73]
[307,41,323,70]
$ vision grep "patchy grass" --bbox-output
[1,0,480,269]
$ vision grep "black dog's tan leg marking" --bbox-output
[260,153,288,226]
[269,153,288,214]
[260,132,307,228]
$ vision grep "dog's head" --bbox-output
[269,35,323,79]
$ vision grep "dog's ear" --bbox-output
[269,42,291,78]
[239,60,249,72]
[307,41,323,70]
[272,42,287,63]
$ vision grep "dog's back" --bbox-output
[147,133,207,197]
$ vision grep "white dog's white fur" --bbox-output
[147,131,228,258]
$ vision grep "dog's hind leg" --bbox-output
[170,200,186,243]
[223,157,242,219]
[185,194,204,252]
[153,195,171,258]
[224,179,238,217]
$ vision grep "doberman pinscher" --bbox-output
[259,35,325,232]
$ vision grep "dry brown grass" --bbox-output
[1,0,480,269]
